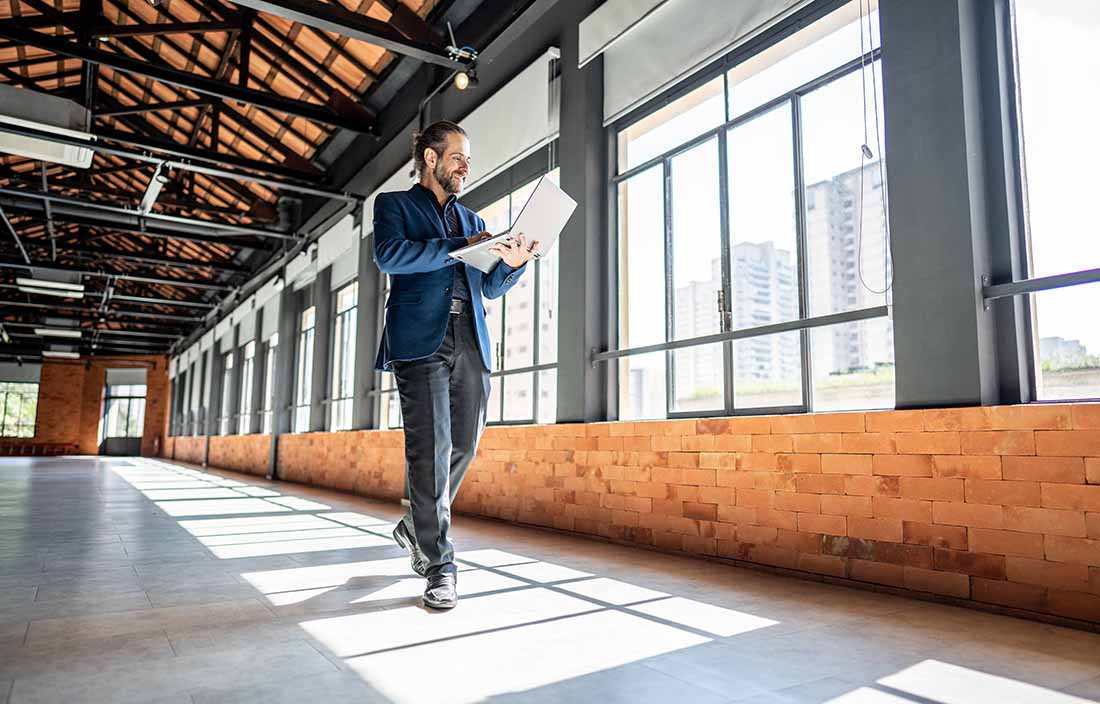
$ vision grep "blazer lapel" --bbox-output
[408,185,447,239]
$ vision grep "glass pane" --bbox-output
[478,195,511,236]
[380,389,402,431]
[619,351,667,421]
[728,1,881,118]
[671,138,723,341]
[332,313,345,403]
[803,63,889,316]
[618,76,724,171]
[537,234,559,366]
[484,295,504,370]
[128,399,145,437]
[618,167,666,349]
[733,331,803,408]
[1033,286,1100,400]
[503,272,535,370]
[1015,0,1100,277]
[671,344,724,414]
[486,376,501,424]
[331,398,353,431]
[105,398,123,438]
[729,102,800,331]
[537,369,557,425]
[301,306,316,331]
[336,282,359,313]
[503,372,533,422]
[811,317,895,411]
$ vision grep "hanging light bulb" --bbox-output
[454,69,478,91]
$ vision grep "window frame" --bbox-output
[0,382,39,438]
[103,383,147,440]
[329,281,358,431]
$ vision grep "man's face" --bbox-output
[428,133,471,195]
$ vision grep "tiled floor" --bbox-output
[2,456,1100,704]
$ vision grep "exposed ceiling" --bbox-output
[0,0,481,360]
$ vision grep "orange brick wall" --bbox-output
[208,434,272,476]
[175,403,1100,625]
[170,435,206,465]
[11,356,168,455]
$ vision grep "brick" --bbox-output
[682,435,716,452]
[755,508,798,531]
[841,433,897,454]
[1036,431,1100,457]
[1006,556,1090,591]
[845,475,901,497]
[972,577,1047,612]
[773,492,820,514]
[821,494,873,517]
[798,553,847,577]
[651,467,684,484]
[776,453,821,473]
[1090,458,1100,485]
[900,477,965,502]
[1002,456,1085,484]
[625,496,653,513]
[922,407,993,431]
[682,535,718,556]
[697,486,735,505]
[777,529,824,553]
[698,453,737,469]
[962,431,1037,456]
[727,417,774,434]
[991,404,1073,430]
[848,517,903,542]
[753,434,793,453]
[814,412,866,433]
[670,484,700,502]
[1046,589,1100,622]
[797,512,846,536]
[895,432,962,455]
[667,452,700,468]
[682,469,717,486]
[850,559,906,587]
[715,435,753,452]
[964,479,1041,507]
[1041,484,1100,512]
[717,504,756,525]
[821,454,873,475]
[904,566,970,598]
[654,531,684,552]
[683,501,718,521]
[795,474,846,495]
[634,482,669,500]
[865,410,923,433]
[873,455,933,477]
[741,454,778,471]
[770,415,817,434]
[716,470,753,489]
[967,528,1043,558]
[791,433,843,453]
[1093,566,1100,595]
[874,497,933,523]
[932,455,1002,480]
[651,499,683,517]
[1004,506,1086,538]
[932,501,1004,529]
[1072,404,1100,430]
[1045,535,1100,566]
[736,488,774,508]
[933,548,1005,579]
[610,510,640,527]
[1089,512,1100,540]
[902,521,967,550]
[737,525,778,545]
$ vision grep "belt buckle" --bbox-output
[449,298,463,314]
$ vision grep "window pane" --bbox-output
[484,296,504,369]
[803,63,890,316]
[728,2,880,118]
[618,167,666,349]
[811,317,895,411]
[478,195,511,236]
[537,248,558,366]
[1033,286,1100,400]
[618,76,724,171]
[380,390,402,431]
[127,399,145,437]
[503,273,534,370]
[671,344,724,414]
[503,372,533,422]
[486,376,501,425]
[537,369,557,425]
[619,351,667,421]
[729,102,799,332]
[733,331,802,409]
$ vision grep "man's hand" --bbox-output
[489,233,540,268]
[465,231,493,247]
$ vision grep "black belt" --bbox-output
[449,298,468,314]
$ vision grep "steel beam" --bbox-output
[0,24,375,132]
[94,99,210,118]
[0,260,234,291]
[225,0,464,69]
[8,242,248,275]
[108,293,214,309]
[1,300,199,324]
[92,21,238,38]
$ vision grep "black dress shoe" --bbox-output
[392,519,427,577]
[423,573,457,610]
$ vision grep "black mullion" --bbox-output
[717,126,734,415]
[792,94,812,413]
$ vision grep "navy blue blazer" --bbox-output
[373,184,527,372]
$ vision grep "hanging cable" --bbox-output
[855,0,894,296]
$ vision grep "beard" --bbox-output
[433,161,465,195]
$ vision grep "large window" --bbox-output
[0,382,38,437]
[261,334,278,434]
[330,282,358,431]
[478,169,560,425]
[219,351,234,436]
[238,341,255,434]
[104,384,146,439]
[294,306,315,433]
[1013,0,1100,400]
[615,1,892,419]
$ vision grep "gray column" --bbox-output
[882,0,1005,408]
[225,327,241,434]
[268,283,298,479]
[310,267,333,432]
[353,232,382,430]
[206,347,223,437]
[556,32,610,423]
[248,319,266,435]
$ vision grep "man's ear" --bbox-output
[423,147,437,170]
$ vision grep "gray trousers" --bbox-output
[392,308,490,577]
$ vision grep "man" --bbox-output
[373,120,539,610]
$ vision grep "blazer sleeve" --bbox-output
[373,193,467,274]
[482,259,528,300]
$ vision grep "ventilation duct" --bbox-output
[0,84,94,168]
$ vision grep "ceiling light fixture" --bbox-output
[453,69,478,91]
[16,277,84,292]
[34,327,82,339]
[17,286,85,299]
[42,350,80,359]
